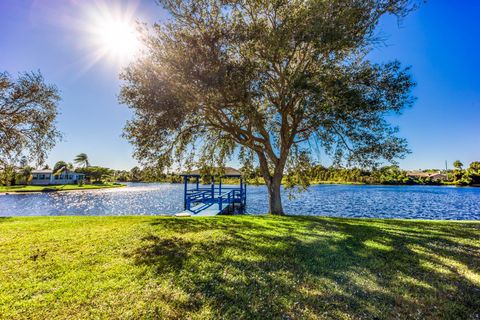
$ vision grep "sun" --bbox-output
[95,20,139,62]
[83,2,141,66]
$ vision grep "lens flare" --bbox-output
[82,1,141,67]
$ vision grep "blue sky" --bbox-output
[1,0,479,170]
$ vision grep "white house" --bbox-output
[31,168,85,186]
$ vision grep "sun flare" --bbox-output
[96,20,139,61]
[83,2,141,66]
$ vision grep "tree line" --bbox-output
[243,161,480,186]
[0,152,183,186]
[2,145,479,187]
[3,148,480,187]
[68,159,480,187]
[450,161,480,185]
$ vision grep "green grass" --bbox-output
[0,216,479,319]
[0,183,124,193]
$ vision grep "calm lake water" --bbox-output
[1,183,479,220]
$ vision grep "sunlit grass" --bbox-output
[0,216,478,319]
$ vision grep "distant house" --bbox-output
[31,168,85,186]
[406,171,448,182]
[429,173,449,181]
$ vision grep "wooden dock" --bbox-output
[175,203,228,217]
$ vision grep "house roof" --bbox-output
[429,173,447,177]
[32,169,53,174]
[180,167,242,177]
[407,171,447,178]
[32,169,85,175]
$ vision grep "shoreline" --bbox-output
[0,183,126,195]
[1,214,479,222]
[141,180,479,188]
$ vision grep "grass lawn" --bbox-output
[0,183,124,193]
[0,216,479,319]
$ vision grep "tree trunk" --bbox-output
[268,175,284,215]
[256,151,286,215]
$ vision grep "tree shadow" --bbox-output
[126,235,192,273]
[128,216,480,319]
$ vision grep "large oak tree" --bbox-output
[0,71,61,167]
[120,0,416,215]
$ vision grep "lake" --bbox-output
[1,183,479,220]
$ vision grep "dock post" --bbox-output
[243,180,247,208]
[211,176,214,203]
[240,178,243,205]
[183,176,188,210]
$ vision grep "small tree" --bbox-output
[0,166,16,187]
[452,160,464,182]
[121,0,417,214]
[20,166,33,185]
[76,166,112,183]
[129,166,142,182]
[0,71,61,168]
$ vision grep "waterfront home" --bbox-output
[407,171,448,181]
[31,168,85,185]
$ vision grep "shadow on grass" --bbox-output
[129,216,480,319]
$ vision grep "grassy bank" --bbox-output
[0,216,479,319]
[0,183,124,193]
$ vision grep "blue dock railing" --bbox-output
[185,187,246,214]
[182,172,247,214]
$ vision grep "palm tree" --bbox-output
[452,160,464,182]
[453,160,463,170]
[20,166,33,185]
[74,153,90,168]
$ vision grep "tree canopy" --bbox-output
[76,166,112,182]
[53,161,68,173]
[0,71,61,166]
[120,0,417,214]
